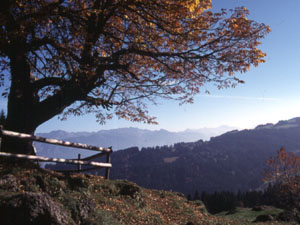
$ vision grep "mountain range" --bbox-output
[36,125,235,159]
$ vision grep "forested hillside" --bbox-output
[47,117,300,195]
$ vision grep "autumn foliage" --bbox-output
[0,0,270,154]
[264,147,300,208]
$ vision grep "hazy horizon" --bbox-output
[37,124,239,134]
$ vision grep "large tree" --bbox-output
[0,0,269,154]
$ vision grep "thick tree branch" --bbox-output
[32,77,68,91]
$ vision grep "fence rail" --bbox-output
[0,128,111,152]
[0,126,112,179]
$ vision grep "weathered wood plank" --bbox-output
[0,127,111,153]
[0,152,112,168]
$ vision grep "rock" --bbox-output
[77,197,96,220]
[0,192,73,225]
[65,195,96,222]
[0,174,20,192]
[116,181,145,208]
[117,181,140,198]
[254,214,274,222]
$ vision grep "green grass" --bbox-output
[215,207,298,224]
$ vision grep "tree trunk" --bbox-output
[1,44,38,155]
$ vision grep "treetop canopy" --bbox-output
[0,0,270,125]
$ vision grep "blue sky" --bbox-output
[2,0,300,133]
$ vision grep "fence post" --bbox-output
[105,147,112,179]
[77,154,81,173]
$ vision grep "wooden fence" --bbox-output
[0,126,112,179]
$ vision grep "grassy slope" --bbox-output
[0,162,296,225]
[216,207,295,225]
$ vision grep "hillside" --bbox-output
[0,161,295,225]
[109,117,300,195]
[48,117,300,196]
